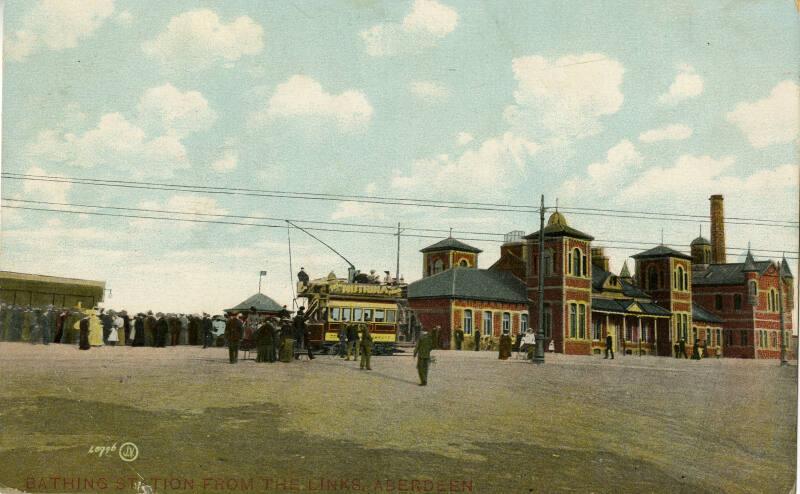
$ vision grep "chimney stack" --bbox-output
[710,194,726,264]
[591,247,610,272]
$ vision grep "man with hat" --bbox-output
[414,329,434,386]
[225,312,244,363]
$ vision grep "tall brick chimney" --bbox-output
[710,194,726,264]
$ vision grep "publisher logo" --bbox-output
[119,442,139,462]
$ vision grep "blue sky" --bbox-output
[1,0,798,314]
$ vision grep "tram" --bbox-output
[297,274,403,354]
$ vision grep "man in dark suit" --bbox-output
[605,334,614,359]
[225,313,243,363]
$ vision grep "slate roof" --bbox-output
[692,261,772,286]
[420,238,482,253]
[631,245,692,261]
[781,257,794,279]
[592,266,651,299]
[407,268,528,304]
[591,297,671,316]
[690,236,711,246]
[524,223,594,241]
[692,303,723,324]
[225,293,285,313]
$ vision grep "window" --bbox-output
[463,309,473,333]
[330,307,341,321]
[734,294,742,310]
[578,305,586,339]
[502,313,511,335]
[725,330,733,346]
[572,248,583,277]
[716,329,721,346]
[682,314,689,341]
[769,289,777,312]
[543,250,553,276]
[715,295,723,310]
[386,310,396,323]
[674,269,679,289]
[433,259,444,274]
[625,321,632,341]
[648,266,658,291]
[374,309,385,323]
[683,271,688,291]
[483,311,492,336]
[341,308,351,322]
[692,327,697,342]
[543,306,552,339]
[582,254,588,278]
[771,332,777,349]
[748,281,758,305]
[641,321,649,342]
[459,259,469,267]
[677,267,687,291]
[521,314,528,333]
[363,309,373,322]
[569,304,577,338]
[353,308,363,321]
[592,319,602,341]
[740,330,748,346]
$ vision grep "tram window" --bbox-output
[386,310,396,323]
[363,309,373,322]
[341,308,351,321]
[354,308,363,321]
[374,309,385,322]
[330,307,340,321]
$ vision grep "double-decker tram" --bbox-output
[298,275,403,355]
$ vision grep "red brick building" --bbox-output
[408,238,528,350]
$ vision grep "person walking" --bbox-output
[225,313,243,364]
[345,321,359,361]
[473,330,481,351]
[255,320,273,363]
[107,314,120,346]
[605,334,614,359]
[454,327,464,351]
[414,329,433,386]
[202,314,213,349]
[691,338,702,360]
[359,324,373,370]
[679,338,688,359]
[292,307,307,360]
[79,315,91,350]
[338,326,347,358]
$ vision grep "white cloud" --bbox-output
[5,0,114,62]
[115,10,133,26]
[142,9,264,70]
[391,132,539,197]
[259,75,373,131]
[131,194,228,232]
[658,65,704,105]
[21,165,72,204]
[137,83,217,137]
[361,0,458,57]
[504,53,625,140]
[211,151,238,173]
[725,80,799,148]
[456,132,474,146]
[409,81,450,102]
[559,140,643,199]
[28,85,215,178]
[331,201,387,220]
[638,124,693,143]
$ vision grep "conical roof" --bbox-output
[524,211,594,241]
[632,245,692,261]
[780,257,793,279]
[420,237,482,254]
[742,250,758,272]
[620,260,632,278]
[225,293,284,313]
[690,236,711,246]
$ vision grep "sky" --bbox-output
[1,0,798,316]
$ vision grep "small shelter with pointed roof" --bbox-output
[224,292,286,316]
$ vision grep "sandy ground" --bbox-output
[0,342,796,494]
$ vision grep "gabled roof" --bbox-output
[407,268,528,304]
[225,293,285,313]
[692,261,772,286]
[780,257,794,279]
[631,245,692,261]
[742,250,758,272]
[592,266,651,299]
[591,297,671,316]
[420,238,482,254]
[692,303,723,324]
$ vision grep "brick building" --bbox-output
[408,239,528,350]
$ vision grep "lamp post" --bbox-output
[258,270,267,294]
[533,195,546,364]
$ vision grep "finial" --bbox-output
[449,227,453,238]
[747,241,751,252]
[699,224,702,237]
[660,228,664,245]
[555,198,559,212]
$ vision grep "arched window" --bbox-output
[569,304,577,338]
[543,249,553,276]
[502,313,511,334]
[463,309,472,333]
[573,248,582,276]
[683,271,688,291]
[769,289,777,312]
[704,250,710,264]
[459,259,469,267]
[647,266,658,290]
[578,305,586,339]
[748,281,758,305]
[433,259,444,274]
[483,311,493,336]
[675,266,686,291]
[521,314,528,333]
